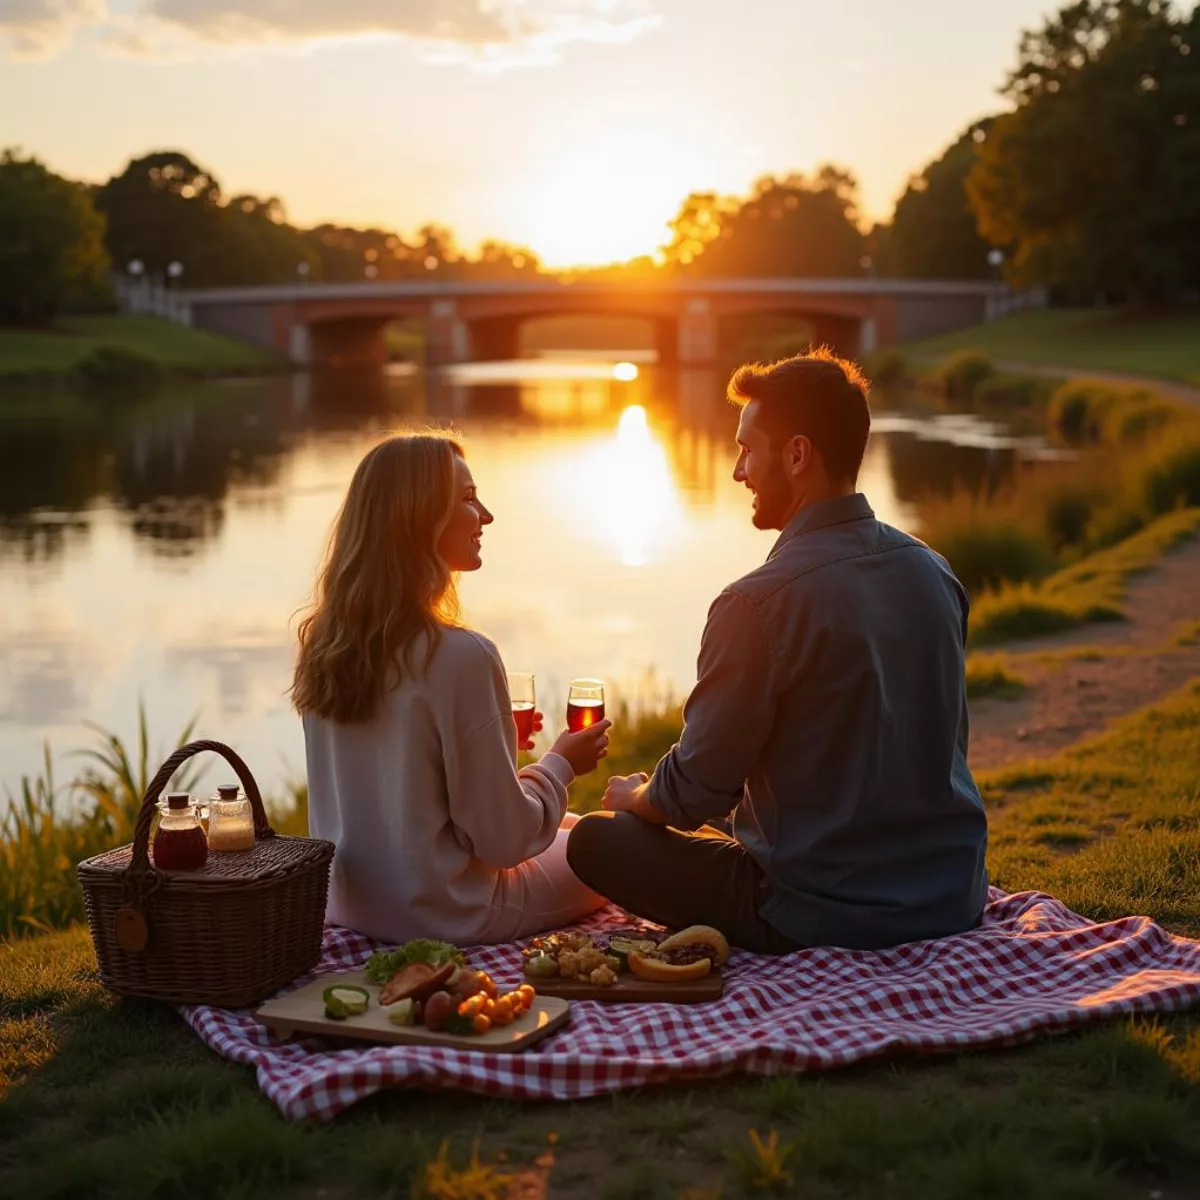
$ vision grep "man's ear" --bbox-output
[784,434,812,478]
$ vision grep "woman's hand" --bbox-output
[548,719,612,778]
[516,709,545,752]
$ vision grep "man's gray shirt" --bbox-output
[646,492,989,950]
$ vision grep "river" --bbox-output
[0,359,1049,799]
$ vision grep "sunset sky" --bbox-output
[1,0,1058,266]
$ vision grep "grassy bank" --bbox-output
[902,306,1200,387]
[0,315,282,385]
[906,350,1200,643]
[3,680,1199,1198]
[966,507,1200,646]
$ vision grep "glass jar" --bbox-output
[152,792,208,871]
[206,783,255,852]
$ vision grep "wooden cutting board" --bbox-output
[532,971,724,1004]
[254,969,570,1052]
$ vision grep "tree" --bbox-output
[470,240,542,279]
[885,119,998,279]
[966,0,1200,301]
[662,168,867,277]
[97,150,225,285]
[0,149,110,324]
[210,194,318,285]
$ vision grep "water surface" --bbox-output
[0,361,1046,798]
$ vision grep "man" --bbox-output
[566,349,989,953]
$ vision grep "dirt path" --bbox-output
[968,538,1200,771]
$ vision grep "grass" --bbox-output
[0,706,304,940]
[965,654,1027,700]
[902,306,1200,387]
[2,679,1200,1197]
[0,315,282,383]
[969,507,1200,646]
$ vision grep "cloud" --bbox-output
[5,0,661,64]
[0,0,106,59]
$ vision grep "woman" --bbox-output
[292,432,611,945]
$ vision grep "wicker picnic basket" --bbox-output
[77,739,334,1008]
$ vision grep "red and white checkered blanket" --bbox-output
[181,888,1200,1121]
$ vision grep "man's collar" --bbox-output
[767,493,874,560]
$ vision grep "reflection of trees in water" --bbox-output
[0,367,1028,567]
[128,497,226,556]
[884,432,1016,505]
[0,410,108,563]
[108,385,298,555]
[304,369,428,432]
[656,368,734,505]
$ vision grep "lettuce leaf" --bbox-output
[364,938,465,984]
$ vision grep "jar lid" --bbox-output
[165,791,191,810]
[216,784,241,800]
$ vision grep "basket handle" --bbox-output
[129,739,275,876]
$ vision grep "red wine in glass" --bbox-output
[508,672,536,746]
[513,702,536,744]
[566,678,605,732]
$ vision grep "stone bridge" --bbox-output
[134,277,1026,368]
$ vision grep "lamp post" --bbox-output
[128,259,144,277]
[166,261,184,288]
[297,262,311,282]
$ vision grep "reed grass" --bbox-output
[916,357,1200,634]
[0,706,293,940]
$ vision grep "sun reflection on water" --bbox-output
[577,404,682,567]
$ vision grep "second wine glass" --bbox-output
[566,678,605,732]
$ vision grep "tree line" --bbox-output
[1,0,1196,324]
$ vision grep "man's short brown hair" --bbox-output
[728,348,871,485]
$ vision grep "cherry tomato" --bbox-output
[477,973,498,1000]
[458,993,486,1018]
[472,1013,492,1035]
[517,983,535,1008]
[492,997,514,1024]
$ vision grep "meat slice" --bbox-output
[379,961,456,1005]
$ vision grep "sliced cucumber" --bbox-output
[386,997,417,1026]
[323,984,370,1019]
[607,937,657,968]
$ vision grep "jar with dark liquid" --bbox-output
[152,791,208,872]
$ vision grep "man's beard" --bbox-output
[749,465,792,530]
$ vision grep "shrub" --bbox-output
[864,347,908,387]
[74,345,162,392]
[920,507,1054,596]
[1047,379,1113,444]
[974,373,1050,409]
[1046,379,1181,447]
[935,348,994,402]
[1137,436,1200,515]
[1102,398,1177,444]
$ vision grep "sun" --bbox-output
[515,125,715,268]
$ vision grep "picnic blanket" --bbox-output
[181,888,1200,1121]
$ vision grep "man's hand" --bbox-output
[602,772,667,823]
[601,772,648,812]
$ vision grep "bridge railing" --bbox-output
[113,275,194,327]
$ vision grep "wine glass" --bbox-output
[566,678,605,732]
[508,671,536,745]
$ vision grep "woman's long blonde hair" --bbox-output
[292,432,464,724]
